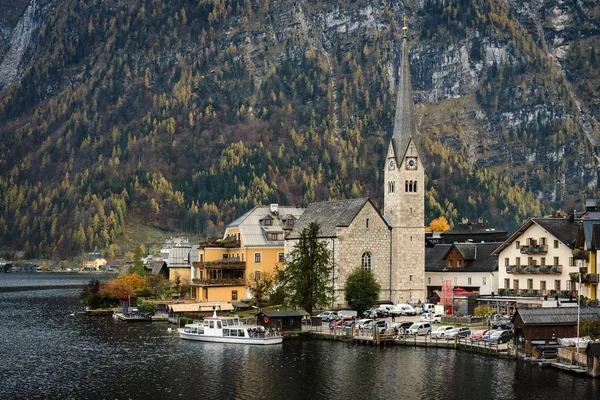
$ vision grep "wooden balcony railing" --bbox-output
[199,239,241,248]
[193,259,246,269]
[191,278,246,287]
[506,265,562,275]
[519,245,548,254]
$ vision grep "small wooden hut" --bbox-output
[258,310,310,332]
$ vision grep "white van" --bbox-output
[395,304,417,316]
[422,303,435,313]
[406,322,431,336]
[379,304,401,317]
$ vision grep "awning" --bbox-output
[169,302,234,312]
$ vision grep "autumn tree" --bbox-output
[427,216,451,232]
[280,222,333,314]
[100,273,146,299]
[248,271,276,311]
[344,268,380,317]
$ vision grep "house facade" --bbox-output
[191,204,304,302]
[492,217,580,299]
[425,242,500,301]
[285,198,391,307]
[573,218,600,302]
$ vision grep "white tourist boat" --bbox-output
[178,312,283,345]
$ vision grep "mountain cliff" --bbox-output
[0,0,599,257]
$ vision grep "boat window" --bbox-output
[203,321,209,327]
[238,329,245,337]
[209,321,214,329]
[223,329,229,336]
[217,321,222,329]
[198,328,204,334]
[230,329,238,337]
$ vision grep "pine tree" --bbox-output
[280,222,333,314]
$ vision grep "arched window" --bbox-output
[409,181,414,192]
[414,180,417,192]
[362,252,372,270]
[405,181,409,192]
[388,181,395,193]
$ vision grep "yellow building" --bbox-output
[191,204,304,302]
[574,219,599,303]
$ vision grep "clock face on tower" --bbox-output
[406,157,417,170]
[388,159,396,170]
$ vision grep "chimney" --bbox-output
[270,204,279,215]
[478,217,484,224]
[461,217,469,225]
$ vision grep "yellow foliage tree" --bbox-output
[427,216,450,232]
[100,274,146,299]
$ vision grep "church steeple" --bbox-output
[391,16,415,162]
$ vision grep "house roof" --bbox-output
[226,205,305,247]
[262,310,310,318]
[425,242,500,273]
[492,217,579,255]
[514,307,600,325]
[442,221,507,236]
[146,260,167,275]
[579,219,600,250]
[286,198,387,239]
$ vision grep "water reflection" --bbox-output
[0,276,598,399]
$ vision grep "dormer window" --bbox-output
[260,214,274,226]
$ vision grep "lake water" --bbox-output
[1,273,599,399]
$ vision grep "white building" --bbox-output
[492,217,580,298]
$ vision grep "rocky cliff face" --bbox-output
[0,0,55,90]
[0,0,599,255]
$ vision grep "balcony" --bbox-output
[570,272,599,285]
[572,249,590,260]
[199,238,241,248]
[191,277,246,287]
[520,245,548,254]
[194,258,246,270]
[506,265,562,275]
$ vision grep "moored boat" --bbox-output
[178,312,283,345]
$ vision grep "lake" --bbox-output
[0,272,598,399]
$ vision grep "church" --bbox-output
[285,23,425,307]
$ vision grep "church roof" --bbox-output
[391,26,417,161]
[286,198,384,239]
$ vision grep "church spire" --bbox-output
[391,15,415,161]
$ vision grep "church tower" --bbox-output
[383,19,425,305]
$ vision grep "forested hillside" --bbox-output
[0,0,598,258]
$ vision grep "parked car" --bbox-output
[316,311,338,322]
[491,320,514,330]
[406,322,431,336]
[337,310,358,319]
[396,304,417,316]
[363,308,376,318]
[419,313,442,323]
[374,308,390,318]
[355,319,373,330]
[329,316,353,329]
[391,321,413,335]
[363,319,388,333]
[379,304,402,317]
[445,327,471,339]
[487,329,514,344]
[469,329,489,341]
[430,325,454,338]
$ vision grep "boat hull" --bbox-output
[178,330,283,345]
